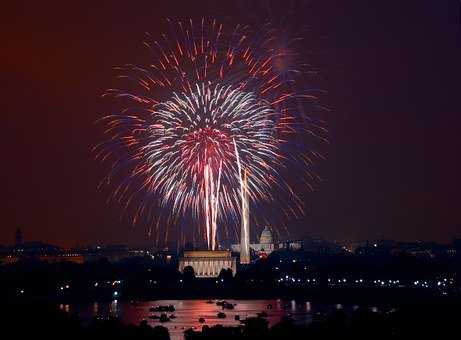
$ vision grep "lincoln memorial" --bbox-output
[178,250,236,278]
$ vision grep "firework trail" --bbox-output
[95,18,324,248]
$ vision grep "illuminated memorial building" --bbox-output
[178,250,236,278]
[178,226,276,277]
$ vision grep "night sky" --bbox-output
[2,1,460,247]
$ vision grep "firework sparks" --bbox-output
[95,18,322,248]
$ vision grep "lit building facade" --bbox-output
[178,250,236,278]
[231,226,277,257]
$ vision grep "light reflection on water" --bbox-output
[64,299,355,340]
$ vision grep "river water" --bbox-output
[61,299,361,340]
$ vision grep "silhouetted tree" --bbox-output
[218,268,233,283]
[183,265,196,284]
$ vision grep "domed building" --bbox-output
[230,225,276,257]
[259,226,273,244]
[250,226,275,255]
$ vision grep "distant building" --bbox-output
[12,241,61,256]
[278,241,303,251]
[231,226,277,257]
[391,241,446,258]
[250,226,276,254]
[353,240,456,259]
[155,250,177,265]
[39,253,85,264]
[178,250,236,278]
[260,226,273,244]
[3,241,63,264]
[84,245,131,263]
[277,238,345,254]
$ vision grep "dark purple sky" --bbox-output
[1,0,460,247]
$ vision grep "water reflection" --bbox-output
[110,300,118,316]
[59,304,70,313]
[67,299,358,340]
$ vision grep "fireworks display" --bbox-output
[95,18,323,248]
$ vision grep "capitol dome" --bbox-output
[259,226,273,244]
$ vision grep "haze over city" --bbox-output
[2,1,460,248]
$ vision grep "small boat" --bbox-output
[217,312,226,319]
[159,313,170,322]
[266,304,273,309]
[169,314,177,319]
[234,315,240,321]
[198,317,205,323]
[257,311,268,318]
[150,305,175,312]
[216,300,226,306]
[222,302,234,310]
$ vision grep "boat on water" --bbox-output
[150,305,175,312]
[159,313,170,322]
[222,302,235,310]
[217,312,226,319]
